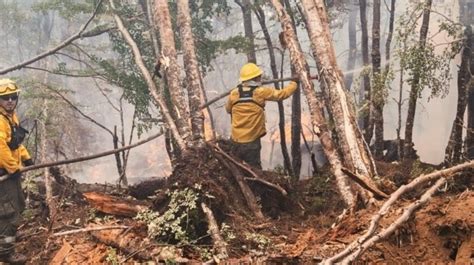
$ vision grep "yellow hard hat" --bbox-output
[239,63,263,82]
[0,79,20,96]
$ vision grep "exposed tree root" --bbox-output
[340,177,447,264]
[201,202,228,259]
[214,152,264,219]
[324,160,474,264]
[212,143,288,196]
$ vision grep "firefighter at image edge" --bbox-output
[226,63,297,169]
[0,78,33,264]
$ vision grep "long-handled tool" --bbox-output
[200,75,318,109]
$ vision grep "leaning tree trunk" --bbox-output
[270,0,355,207]
[300,0,377,181]
[154,0,191,144]
[404,0,432,159]
[110,0,186,151]
[359,0,373,143]
[345,0,357,91]
[446,26,473,164]
[254,4,294,176]
[235,0,257,63]
[372,0,384,158]
[177,0,205,146]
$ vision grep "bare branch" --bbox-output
[53,225,130,237]
[43,85,115,137]
[0,0,106,75]
[0,130,163,181]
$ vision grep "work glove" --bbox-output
[9,170,21,179]
[23,159,34,167]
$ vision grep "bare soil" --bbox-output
[15,145,473,264]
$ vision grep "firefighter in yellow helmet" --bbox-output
[0,79,32,264]
[225,63,297,168]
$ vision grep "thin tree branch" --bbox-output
[0,130,163,181]
[43,86,115,137]
[0,0,105,75]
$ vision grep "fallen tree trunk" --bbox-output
[324,160,474,264]
[83,192,149,217]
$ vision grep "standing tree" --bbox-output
[445,27,473,164]
[403,0,432,158]
[371,0,383,158]
[345,0,358,91]
[272,0,366,207]
[177,0,205,146]
[154,0,192,146]
[235,0,257,63]
[359,0,373,142]
[253,3,294,176]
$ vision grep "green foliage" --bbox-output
[32,0,94,18]
[410,159,435,178]
[272,164,286,175]
[135,185,203,245]
[196,246,213,261]
[244,232,272,252]
[306,170,334,213]
[395,2,463,100]
[105,247,120,265]
[220,222,236,241]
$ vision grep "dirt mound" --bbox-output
[14,148,474,264]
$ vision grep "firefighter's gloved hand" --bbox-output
[9,170,21,179]
[23,159,34,167]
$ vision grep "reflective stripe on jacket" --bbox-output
[225,81,297,143]
[0,108,31,174]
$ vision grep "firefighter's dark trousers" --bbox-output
[0,172,25,256]
[231,138,262,169]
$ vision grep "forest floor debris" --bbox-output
[15,145,473,264]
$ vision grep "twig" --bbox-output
[52,225,130,237]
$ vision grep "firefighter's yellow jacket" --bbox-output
[225,81,297,143]
[0,107,31,174]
